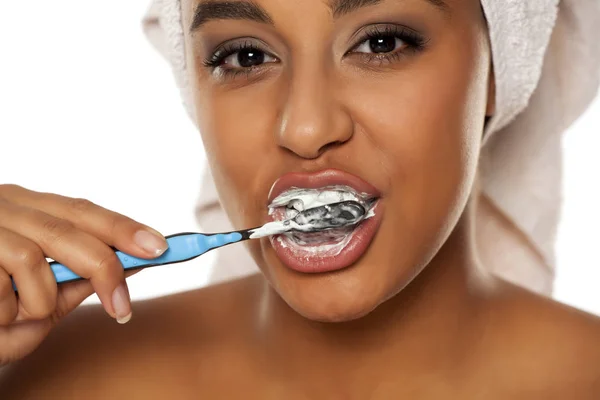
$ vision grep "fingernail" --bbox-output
[134,229,168,256]
[112,283,132,324]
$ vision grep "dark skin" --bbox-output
[1,0,600,398]
[2,248,600,399]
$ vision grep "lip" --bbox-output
[266,169,383,274]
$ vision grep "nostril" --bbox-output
[317,140,346,156]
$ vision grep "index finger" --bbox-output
[1,186,168,259]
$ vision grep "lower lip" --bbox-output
[269,202,383,273]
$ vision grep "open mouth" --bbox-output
[269,186,377,246]
[266,170,383,273]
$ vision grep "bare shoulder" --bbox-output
[477,282,600,398]
[0,274,265,399]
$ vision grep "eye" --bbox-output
[345,24,428,64]
[203,41,279,75]
[220,48,277,69]
[353,35,407,54]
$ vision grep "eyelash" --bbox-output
[348,25,428,63]
[202,25,428,78]
[203,40,266,68]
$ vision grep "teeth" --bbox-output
[269,186,368,215]
[285,207,299,219]
[291,200,304,212]
[285,199,304,218]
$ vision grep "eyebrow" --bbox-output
[190,1,273,31]
[330,0,449,18]
[190,0,449,32]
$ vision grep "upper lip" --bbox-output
[267,169,381,204]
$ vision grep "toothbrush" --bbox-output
[12,200,368,290]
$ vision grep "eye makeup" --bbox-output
[200,22,429,80]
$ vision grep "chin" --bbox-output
[272,265,391,323]
[258,234,424,323]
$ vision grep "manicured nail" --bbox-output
[134,229,168,256]
[112,283,132,324]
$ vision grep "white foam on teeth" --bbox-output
[273,230,357,257]
[253,186,377,247]
[278,225,357,255]
[268,186,372,214]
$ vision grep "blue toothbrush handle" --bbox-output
[12,232,244,291]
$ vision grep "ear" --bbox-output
[486,64,496,117]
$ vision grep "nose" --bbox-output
[276,66,353,159]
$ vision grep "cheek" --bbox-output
[352,70,481,186]
[349,39,486,185]
[193,80,281,227]
[344,45,487,253]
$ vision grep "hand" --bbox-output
[0,184,168,365]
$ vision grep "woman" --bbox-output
[1,0,600,398]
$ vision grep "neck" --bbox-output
[255,199,496,392]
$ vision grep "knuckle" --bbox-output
[41,217,75,244]
[93,251,122,278]
[27,302,55,320]
[13,244,47,273]
[0,183,21,193]
[66,197,95,216]
[0,184,21,201]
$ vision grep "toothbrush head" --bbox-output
[291,201,368,232]
[248,200,375,239]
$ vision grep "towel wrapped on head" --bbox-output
[143,0,600,294]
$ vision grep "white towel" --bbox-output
[143,0,600,294]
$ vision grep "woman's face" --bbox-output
[183,0,492,321]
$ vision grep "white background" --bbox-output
[1,2,599,315]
